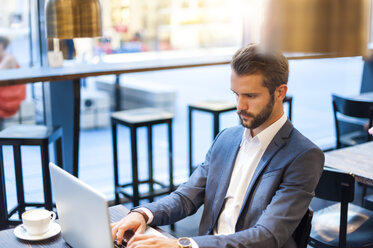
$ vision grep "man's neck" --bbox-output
[251,110,284,137]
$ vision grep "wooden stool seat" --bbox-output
[0,125,63,230]
[0,125,62,141]
[111,108,173,125]
[188,101,236,112]
[188,100,236,175]
[111,108,174,206]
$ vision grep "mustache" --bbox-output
[237,110,254,118]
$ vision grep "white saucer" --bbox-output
[14,222,61,241]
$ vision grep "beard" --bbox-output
[238,95,275,129]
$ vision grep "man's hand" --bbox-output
[127,234,178,248]
[111,212,147,245]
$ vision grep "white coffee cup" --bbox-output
[22,209,56,236]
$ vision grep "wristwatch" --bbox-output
[177,237,192,248]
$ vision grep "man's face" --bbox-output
[231,71,275,130]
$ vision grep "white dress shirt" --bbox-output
[140,114,287,247]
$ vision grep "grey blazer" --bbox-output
[142,120,324,248]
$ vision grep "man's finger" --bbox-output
[116,226,128,245]
[127,234,155,246]
[111,225,118,241]
[135,225,146,235]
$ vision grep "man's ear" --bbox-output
[276,84,288,100]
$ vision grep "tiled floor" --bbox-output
[2,57,366,237]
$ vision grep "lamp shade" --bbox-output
[45,0,102,39]
[261,0,371,57]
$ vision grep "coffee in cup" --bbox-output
[22,209,56,235]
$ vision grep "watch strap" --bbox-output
[129,208,149,223]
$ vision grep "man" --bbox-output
[111,44,324,248]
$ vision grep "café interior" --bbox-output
[1,0,373,247]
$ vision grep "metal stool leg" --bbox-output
[55,137,63,167]
[112,122,120,205]
[168,120,174,192]
[13,146,25,219]
[167,120,175,231]
[41,144,53,211]
[115,75,121,111]
[213,112,220,138]
[147,125,154,202]
[0,146,9,230]
[188,107,193,175]
[130,127,140,206]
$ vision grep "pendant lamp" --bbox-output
[261,0,371,57]
[45,0,102,39]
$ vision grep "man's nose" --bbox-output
[236,96,247,111]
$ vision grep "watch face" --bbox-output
[179,239,191,245]
[178,237,192,247]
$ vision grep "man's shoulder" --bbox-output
[210,126,243,150]
[276,121,322,155]
[290,127,320,150]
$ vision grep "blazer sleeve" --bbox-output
[140,129,227,226]
[192,147,324,248]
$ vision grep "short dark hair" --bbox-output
[0,36,10,49]
[231,44,289,94]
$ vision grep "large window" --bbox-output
[73,0,243,63]
[102,0,242,51]
[1,0,243,66]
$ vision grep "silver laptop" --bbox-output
[49,162,164,248]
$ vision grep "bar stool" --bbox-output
[0,125,63,230]
[188,100,236,175]
[188,96,293,175]
[111,108,174,206]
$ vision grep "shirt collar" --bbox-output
[241,113,287,150]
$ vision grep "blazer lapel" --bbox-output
[236,120,293,227]
[209,128,243,231]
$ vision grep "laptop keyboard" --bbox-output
[114,229,135,248]
[114,240,127,248]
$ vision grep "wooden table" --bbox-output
[0,205,143,247]
[324,141,373,186]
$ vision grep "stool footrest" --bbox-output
[118,179,167,189]
[117,187,173,200]
[116,177,173,199]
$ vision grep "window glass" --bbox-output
[72,0,243,63]
[0,0,33,67]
